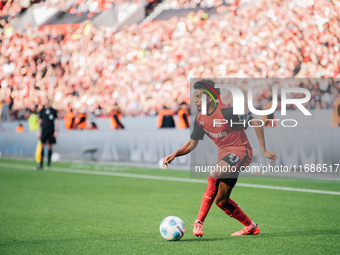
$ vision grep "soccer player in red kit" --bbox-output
[162,80,277,237]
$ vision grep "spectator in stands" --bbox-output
[177,102,190,129]
[64,109,75,130]
[0,0,40,18]
[109,103,124,130]
[89,121,99,130]
[15,123,24,132]
[0,0,339,121]
[75,109,87,130]
[157,106,175,128]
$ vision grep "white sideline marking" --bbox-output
[236,183,340,195]
[1,162,340,196]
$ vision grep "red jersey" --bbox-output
[191,104,253,162]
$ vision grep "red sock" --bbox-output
[196,177,218,223]
[216,199,252,227]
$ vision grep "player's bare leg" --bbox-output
[214,160,259,236]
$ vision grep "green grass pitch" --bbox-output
[1,158,340,254]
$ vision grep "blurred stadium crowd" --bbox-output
[0,0,125,19]
[0,0,340,121]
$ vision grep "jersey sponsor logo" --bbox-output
[203,127,227,138]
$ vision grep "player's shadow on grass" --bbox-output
[181,237,227,242]
[181,229,340,241]
[258,229,340,238]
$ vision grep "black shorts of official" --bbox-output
[41,131,56,144]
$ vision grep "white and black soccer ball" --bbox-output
[158,158,166,169]
[51,152,61,162]
[160,216,185,241]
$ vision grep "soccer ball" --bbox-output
[51,152,61,162]
[158,158,166,169]
[160,216,185,241]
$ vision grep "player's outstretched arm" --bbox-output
[162,139,199,169]
[253,120,278,163]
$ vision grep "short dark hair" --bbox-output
[193,79,220,100]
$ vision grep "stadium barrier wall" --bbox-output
[0,109,336,132]
[0,110,339,170]
[0,129,190,168]
[0,126,339,169]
